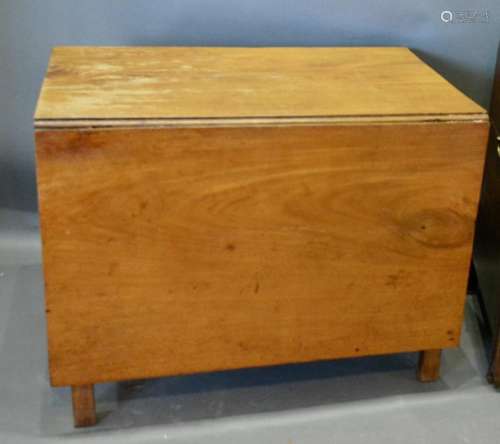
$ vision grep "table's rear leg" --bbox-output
[71,384,97,427]
[417,349,442,382]
[488,332,500,386]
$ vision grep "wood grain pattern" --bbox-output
[35,121,488,387]
[71,385,96,427]
[34,47,486,125]
[417,349,441,382]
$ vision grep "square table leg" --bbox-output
[417,350,442,382]
[71,384,97,427]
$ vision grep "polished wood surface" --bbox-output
[71,385,96,427]
[491,45,500,131]
[417,350,442,382]
[473,44,500,385]
[34,46,485,125]
[36,121,488,387]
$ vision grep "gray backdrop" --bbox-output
[1,0,499,212]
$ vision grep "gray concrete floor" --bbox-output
[1,208,499,444]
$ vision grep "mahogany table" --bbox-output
[34,47,489,426]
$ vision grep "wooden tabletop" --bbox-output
[34,46,487,128]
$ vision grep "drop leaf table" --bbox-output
[34,47,489,427]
